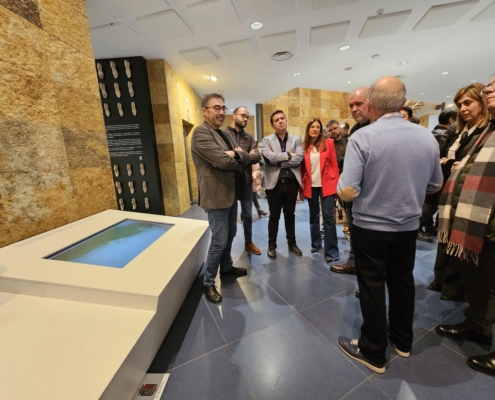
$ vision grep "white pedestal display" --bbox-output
[0,210,210,399]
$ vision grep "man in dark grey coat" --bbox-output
[191,93,251,303]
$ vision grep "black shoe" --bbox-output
[435,323,493,345]
[424,228,438,237]
[330,263,356,275]
[426,280,442,292]
[267,246,277,259]
[289,244,302,256]
[355,289,360,299]
[257,209,268,217]
[467,352,495,377]
[417,231,433,242]
[439,294,465,302]
[337,337,385,374]
[325,257,340,263]
[203,284,222,303]
[311,247,320,253]
[220,266,248,278]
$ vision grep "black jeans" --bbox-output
[460,242,495,335]
[353,225,417,365]
[266,179,299,248]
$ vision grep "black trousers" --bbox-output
[266,179,299,248]
[460,242,495,336]
[419,201,438,231]
[353,225,417,365]
[433,242,464,298]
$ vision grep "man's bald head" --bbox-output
[349,87,370,124]
[367,76,407,119]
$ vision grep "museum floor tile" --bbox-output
[149,200,495,400]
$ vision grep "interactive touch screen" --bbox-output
[46,219,173,268]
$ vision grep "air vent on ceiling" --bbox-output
[271,51,293,61]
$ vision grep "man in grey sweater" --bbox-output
[336,77,443,373]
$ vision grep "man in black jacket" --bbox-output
[331,87,370,277]
[225,107,264,255]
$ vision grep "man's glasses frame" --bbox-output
[204,105,228,112]
[234,113,250,121]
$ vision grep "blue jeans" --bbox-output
[203,201,237,285]
[239,184,253,241]
[307,188,339,259]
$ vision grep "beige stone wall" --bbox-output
[147,60,203,216]
[0,0,115,248]
[262,88,354,137]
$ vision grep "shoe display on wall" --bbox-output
[124,59,132,78]
[97,62,104,79]
[110,61,118,78]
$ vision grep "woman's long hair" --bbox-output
[303,118,326,153]
[454,83,490,133]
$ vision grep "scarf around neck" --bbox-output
[437,121,495,265]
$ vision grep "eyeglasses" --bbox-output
[204,105,228,112]
[481,82,495,95]
[234,113,250,120]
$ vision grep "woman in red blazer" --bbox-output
[300,118,340,262]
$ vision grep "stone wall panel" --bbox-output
[0,118,68,173]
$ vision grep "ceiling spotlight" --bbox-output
[346,81,352,84]
[395,75,406,79]
[371,54,380,59]
[419,93,424,95]
[210,76,218,82]
[471,80,478,83]
[398,60,409,65]
[344,67,352,71]
[218,89,225,93]
[292,72,301,76]
[251,21,263,30]
[230,109,234,112]
[339,45,351,51]
[441,71,449,75]
[446,95,451,98]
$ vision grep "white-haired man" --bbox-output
[337,77,443,373]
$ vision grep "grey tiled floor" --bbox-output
[149,200,495,399]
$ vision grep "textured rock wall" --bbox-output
[0,0,115,248]
[147,60,203,216]
[262,88,354,137]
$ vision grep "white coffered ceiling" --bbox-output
[87,0,495,115]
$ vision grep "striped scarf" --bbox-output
[438,122,495,265]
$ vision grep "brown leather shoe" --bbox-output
[257,209,268,217]
[330,263,356,275]
[245,240,262,255]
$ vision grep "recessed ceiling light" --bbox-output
[441,71,449,75]
[395,75,406,79]
[371,54,380,59]
[210,76,218,82]
[419,93,424,95]
[339,45,351,51]
[230,109,234,112]
[398,60,409,65]
[344,67,352,71]
[446,95,451,98]
[251,21,263,30]
[346,81,352,84]
[271,51,293,61]
[218,89,225,93]
[471,80,478,83]
[292,72,300,76]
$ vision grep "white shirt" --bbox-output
[310,146,322,187]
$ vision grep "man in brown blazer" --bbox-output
[191,93,252,304]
